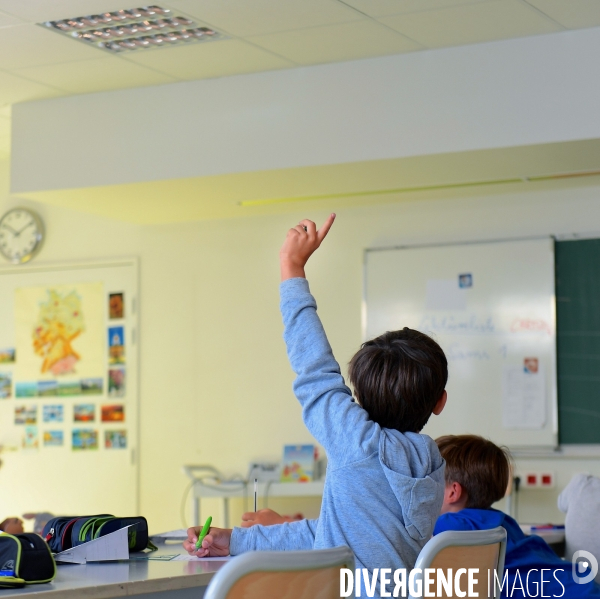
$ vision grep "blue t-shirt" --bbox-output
[435,508,600,598]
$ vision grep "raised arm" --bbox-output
[279,216,379,465]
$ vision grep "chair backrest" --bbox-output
[410,527,507,599]
[204,546,355,599]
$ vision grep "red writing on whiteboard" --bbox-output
[510,318,552,335]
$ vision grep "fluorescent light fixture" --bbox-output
[39,5,223,53]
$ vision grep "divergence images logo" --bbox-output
[573,551,598,585]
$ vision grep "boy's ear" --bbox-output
[432,390,447,415]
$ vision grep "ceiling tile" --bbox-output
[0,23,103,69]
[14,56,178,94]
[524,0,600,29]
[0,70,64,104]
[165,0,363,37]
[339,0,484,18]
[0,1,127,23]
[379,0,562,48]
[123,38,294,80]
[247,20,421,65]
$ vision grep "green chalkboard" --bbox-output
[556,238,600,444]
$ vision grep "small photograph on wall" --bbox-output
[72,429,98,450]
[43,430,64,447]
[0,348,15,363]
[37,380,58,397]
[43,404,64,423]
[74,403,95,422]
[108,368,125,397]
[23,426,38,449]
[101,404,124,422]
[0,372,11,398]
[15,382,37,398]
[15,404,37,425]
[109,293,124,319]
[105,430,127,449]
[58,380,82,396]
[108,327,125,365]
[80,378,103,395]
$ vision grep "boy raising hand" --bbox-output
[185,215,448,598]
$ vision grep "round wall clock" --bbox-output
[0,207,45,264]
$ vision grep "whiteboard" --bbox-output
[364,238,557,449]
[0,259,139,517]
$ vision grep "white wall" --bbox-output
[3,155,600,529]
[12,26,600,192]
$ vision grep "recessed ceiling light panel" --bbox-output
[39,5,223,53]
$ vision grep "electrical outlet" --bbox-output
[520,472,554,489]
[540,472,554,488]
[524,473,539,488]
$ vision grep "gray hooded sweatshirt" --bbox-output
[231,278,445,597]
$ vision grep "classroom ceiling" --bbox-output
[0,0,599,161]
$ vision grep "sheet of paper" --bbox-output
[425,279,467,311]
[55,526,130,564]
[502,365,546,429]
[172,554,232,562]
[150,529,188,539]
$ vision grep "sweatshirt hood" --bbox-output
[379,429,445,542]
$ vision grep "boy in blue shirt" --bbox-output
[435,434,600,598]
[184,215,448,592]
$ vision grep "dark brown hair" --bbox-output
[436,435,511,509]
[348,327,447,433]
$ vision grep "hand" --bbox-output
[0,517,24,534]
[183,526,232,557]
[240,508,302,528]
[280,214,336,281]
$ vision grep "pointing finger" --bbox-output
[317,213,336,242]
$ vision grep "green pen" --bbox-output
[195,516,213,550]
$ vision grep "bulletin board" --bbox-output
[0,258,139,518]
[364,238,557,449]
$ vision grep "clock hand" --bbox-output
[1,223,19,235]
[14,222,35,236]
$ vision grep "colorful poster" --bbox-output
[108,326,125,365]
[38,380,57,397]
[0,372,11,398]
[74,403,95,422]
[101,404,124,422]
[109,293,124,319]
[15,282,104,382]
[15,405,37,425]
[105,430,127,449]
[80,378,103,395]
[43,430,63,447]
[108,369,125,397]
[43,404,64,423]
[72,429,98,450]
[16,382,37,398]
[23,426,38,449]
[0,348,15,363]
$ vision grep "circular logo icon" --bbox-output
[573,550,598,585]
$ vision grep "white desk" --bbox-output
[193,480,324,527]
[0,548,227,599]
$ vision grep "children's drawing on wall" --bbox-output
[105,430,126,449]
[72,429,98,450]
[0,372,11,398]
[15,283,104,386]
[109,293,124,319]
[0,348,15,363]
[108,326,125,365]
[43,430,63,447]
[23,426,38,450]
[43,405,63,423]
[74,403,95,422]
[14,405,37,425]
[108,368,125,397]
[101,404,124,422]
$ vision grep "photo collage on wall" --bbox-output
[1,284,129,451]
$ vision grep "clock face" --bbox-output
[0,208,44,264]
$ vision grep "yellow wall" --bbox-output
[3,158,600,531]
